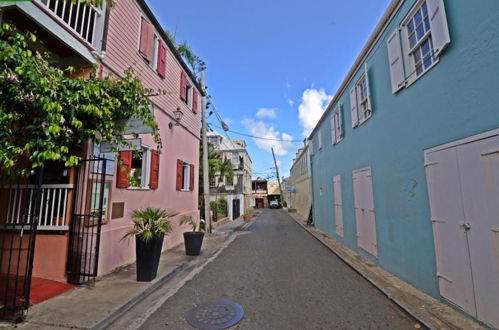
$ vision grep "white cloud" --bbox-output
[255,108,277,119]
[241,119,293,156]
[298,88,333,137]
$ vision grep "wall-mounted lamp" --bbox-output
[169,107,184,129]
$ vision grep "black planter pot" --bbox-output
[135,235,164,281]
[183,232,205,256]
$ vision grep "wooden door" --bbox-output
[353,167,377,256]
[333,175,344,237]
[425,132,499,328]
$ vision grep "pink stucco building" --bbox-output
[0,0,203,320]
[96,0,203,275]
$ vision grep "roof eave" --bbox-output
[308,0,403,139]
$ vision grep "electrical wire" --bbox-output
[209,124,304,143]
[206,95,304,144]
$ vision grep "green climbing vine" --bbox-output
[0,24,162,173]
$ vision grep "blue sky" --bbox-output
[148,0,392,179]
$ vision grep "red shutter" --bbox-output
[139,18,153,62]
[180,72,187,101]
[192,89,198,114]
[116,151,132,188]
[176,159,183,191]
[157,41,167,78]
[149,150,160,189]
[189,164,195,191]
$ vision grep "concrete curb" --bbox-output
[92,263,187,330]
[92,214,259,330]
[286,211,484,330]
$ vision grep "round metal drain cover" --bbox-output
[186,300,244,329]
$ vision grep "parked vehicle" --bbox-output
[269,200,280,209]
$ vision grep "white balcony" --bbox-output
[5,184,74,231]
[34,0,105,49]
[0,0,106,63]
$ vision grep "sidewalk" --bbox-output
[286,211,484,330]
[6,214,258,330]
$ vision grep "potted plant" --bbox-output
[123,207,176,281]
[243,211,252,222]
[180,216,205,256]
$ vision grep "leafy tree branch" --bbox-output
[0,24,162,173]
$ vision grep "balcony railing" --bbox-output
[35,0,104,48]
[5,184,73,230]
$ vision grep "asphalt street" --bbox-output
[139,209,418,329]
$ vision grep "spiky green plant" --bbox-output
[180,216,201,232]
[123,207,176,242]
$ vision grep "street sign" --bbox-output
[100,138,142,153]
[118,117,153,135]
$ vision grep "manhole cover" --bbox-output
[186,300,244,329]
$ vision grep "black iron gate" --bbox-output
[67,157,107,285]
[0,156,43,322]
[232,199,240,220]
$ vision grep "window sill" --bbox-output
[354,113,373,128]
[180,189,191,192]
[404,57,440,90]
[126,187,150,191]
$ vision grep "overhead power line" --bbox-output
[209,124,304,143]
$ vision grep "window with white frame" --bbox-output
[184,82,192,107]
[150,34,159,70]
[331,105,344,145]
[387,0,450,93]
[231,152,239,165]
[182,162,190,190]
[406,2,434,77]
[350,64,372,127]
[129,147,151,189]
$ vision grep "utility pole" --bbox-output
[271,148,284,205]
[201,72,211,233]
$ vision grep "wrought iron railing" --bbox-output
[34,0,104,48]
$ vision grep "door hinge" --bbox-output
[424,161,438,168]
[437,272,453,283]
[431,217,446,223]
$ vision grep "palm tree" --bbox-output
[215,158,234,216]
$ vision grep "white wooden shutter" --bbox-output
[364,170,378,257]
[427,0,450,57]
[331,115,336,145]
[318,130,322,150]
[337,105,343,139]
[333,175,344,237]
[352,170,363,245]
[353,167,378,256]
[387,29,406,93]
[349,87,359,128]
[364,63,373,114]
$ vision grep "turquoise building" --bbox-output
[308,0,499,327]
